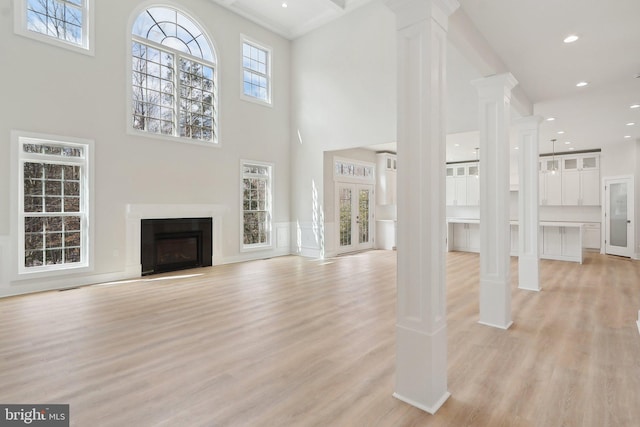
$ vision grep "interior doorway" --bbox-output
[603,176,635,257]
[336,183,373,254]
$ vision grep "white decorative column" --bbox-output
[472,73,518,330]
[516,116,542,291]
[386,0,459,414]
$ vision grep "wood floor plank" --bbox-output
[0,251,639,426]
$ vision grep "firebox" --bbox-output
[141,218,212,275]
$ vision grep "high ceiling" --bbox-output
[211,0,640,161]
[210,0,373,39]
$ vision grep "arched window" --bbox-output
[131,7,217,143]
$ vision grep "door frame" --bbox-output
[602,175,635,257]
[335,182,374,254]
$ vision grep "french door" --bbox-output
[336,183,373,254]
[604,177,634,257]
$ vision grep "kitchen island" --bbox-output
[446,219,585,264]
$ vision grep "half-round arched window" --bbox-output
[131,7,217,143]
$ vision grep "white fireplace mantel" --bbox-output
[125,204,227,277]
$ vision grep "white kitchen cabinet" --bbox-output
[561,154,600,206]
[446,162,479,206]
[451,222,480,252]
[539,158,562,205]
[446,166,456,205]
[582,223,601,250]
[454,165,467,205]
[466,164,480,205]
[541,225,582,262]
[376,153,397,205]
[454,220,584,263]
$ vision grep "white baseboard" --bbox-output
[221,247,291,265]
[0,270,134,298]
[478,320,514,330]
[393,391,451,415]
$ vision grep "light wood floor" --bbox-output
[1,251,639,426]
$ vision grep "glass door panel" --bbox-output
[339,187,352,248]
[358,188,370,244]
[605,177,634,257]
[609,182,627,247]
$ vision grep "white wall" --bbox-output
[0,0,291,295]
[290,0,396,256]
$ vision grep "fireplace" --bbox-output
[141,218,212,275]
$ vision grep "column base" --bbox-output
[518,254,540,291]
[393,391,451,415]
[478,320,513,330]
[479,277,512,329]
[395,324,449,414]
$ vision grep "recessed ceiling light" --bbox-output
[576,81,589,87]
[546,117,556,121]
[557,130,565,134]
[626,122,636,126]
[624,135,632,139]
[631,104,640,109]
[514,146,519,150]
[282,2,288,7]
[454,143,460,147]
[569,147,575,150]
[564,141,571,145]
[563,34,579,43]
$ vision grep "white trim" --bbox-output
[294,221,324,258]
[478,320,514,330]
[240,34,273,107]
[602,175,635,257]
[222,222,289,263]
[392,391,451,415]
[240,159,274,252]
[0,235,10,289]
[14,0,95,56]
[10,130,95,282]
[126,2,220,146]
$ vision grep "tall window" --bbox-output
[15,0,93,53]
[241,161,273,249]
[18,135,91,274]
[131,7,217,143]
[242,38,271,104]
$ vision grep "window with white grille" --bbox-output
[131,7,218,143]
[15,0,93,54]
[241,38,271,105]
[17,134,91,274]
[241,161,273,249]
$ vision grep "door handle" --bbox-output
[627,220,631,224]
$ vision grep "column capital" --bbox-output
[471,72,518,99]
[385,0,460,30]
[514,115,544,130]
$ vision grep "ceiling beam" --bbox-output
[449,8,532,117]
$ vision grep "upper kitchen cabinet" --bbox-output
[561,154,600,206]
[446,162,479,206]
[539,157,562,206]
